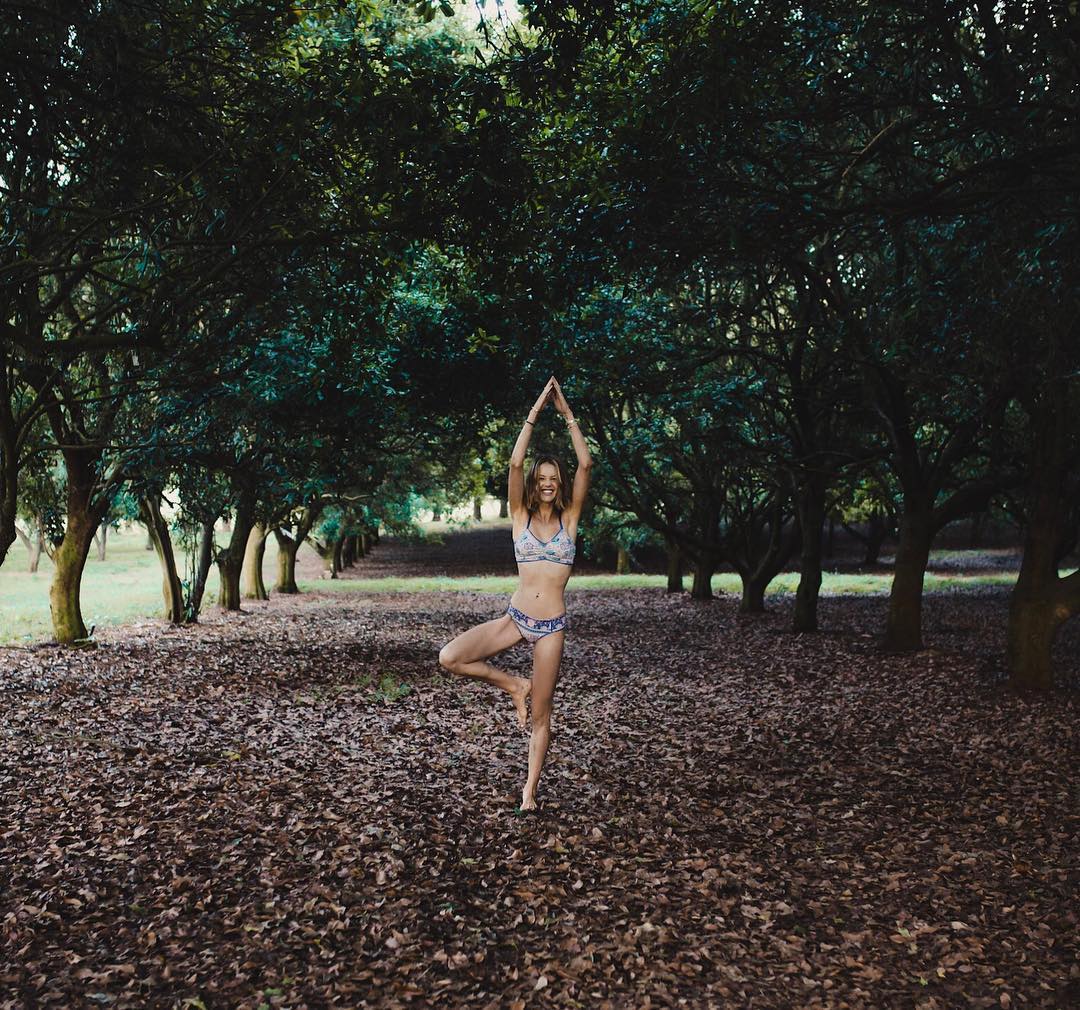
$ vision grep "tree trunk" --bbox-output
[615,544,630,575]
[739,573,768,613]
[218,559,242,610]
[185,519,216,623]
[274,528,301,594]
[499,497,509,518]
[17,523,44,573]
[691,558,714,600]
[28,528,44,573]
[864,511,888,566]
[726,502,800,616]
[331,535,345,578]
[50,521,96,643]
[665,540,684,593]
[473,498,483,521]
[93,520,108,561]
[969,512,986,549]
[1005,405,1080,689]
[241,523,269,600]
[432,508,442,522]
[1006,596,1063,691]
[883,506,933,651]
[341,534,356,569]
[29,524,43,574]
[0,420,18,569]
[140,496,184,624]
[273,504,320,595]
[217,497,256,611]
[49,452,106,644]
[793,479,827,632]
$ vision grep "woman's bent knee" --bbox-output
[438,645,458,673]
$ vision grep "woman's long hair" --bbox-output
[524,455,571,515]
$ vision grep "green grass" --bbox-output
[1,525,1027,645]
[300,570,1021,596]
[0,527,227,645]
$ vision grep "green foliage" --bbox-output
[579,506,661,567]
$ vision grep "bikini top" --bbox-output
[514,515,576,566]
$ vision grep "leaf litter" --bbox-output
[0,581,1076,1009]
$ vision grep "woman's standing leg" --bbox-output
[438,615,532,727]
[521,630,565,810]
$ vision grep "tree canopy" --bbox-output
[2,0,1077,687]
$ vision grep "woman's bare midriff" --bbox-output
[511,561,572,619]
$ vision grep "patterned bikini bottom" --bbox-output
[506,603,567,644]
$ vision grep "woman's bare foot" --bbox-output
[519,788,538,811]
[507,677,531,729]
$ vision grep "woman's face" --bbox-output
[536,464,560,504]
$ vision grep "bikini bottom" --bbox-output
[506,603,567,644]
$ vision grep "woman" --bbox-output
[438,376,592,812]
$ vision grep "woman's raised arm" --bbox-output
[551,378,592,517]
[508,379,555,515]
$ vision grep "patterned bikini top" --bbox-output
[514,515,576,566]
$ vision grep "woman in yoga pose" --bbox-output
[438,376,592,811]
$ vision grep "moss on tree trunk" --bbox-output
[49,450,108,645]
[50,516,96,643]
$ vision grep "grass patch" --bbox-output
[372,672,412,704]
[1,528,1026,645]
[299,570,1020,597]
[0,528,205,644]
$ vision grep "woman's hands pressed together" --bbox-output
[551,377,573,419]
[528,377,556,422]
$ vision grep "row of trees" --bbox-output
[1,2,518,639]
[2,2,1076,690]
[465,1,1079,688]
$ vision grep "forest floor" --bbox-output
[1,528,1077,1009]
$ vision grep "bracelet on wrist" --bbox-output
[565,415,577,427]
[525,417,535,426]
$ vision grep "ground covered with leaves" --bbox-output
[2,538,1077,1008]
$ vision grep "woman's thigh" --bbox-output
[530,631,565,718]
[442,614,523,665]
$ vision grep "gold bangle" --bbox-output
[565,416,577,427]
